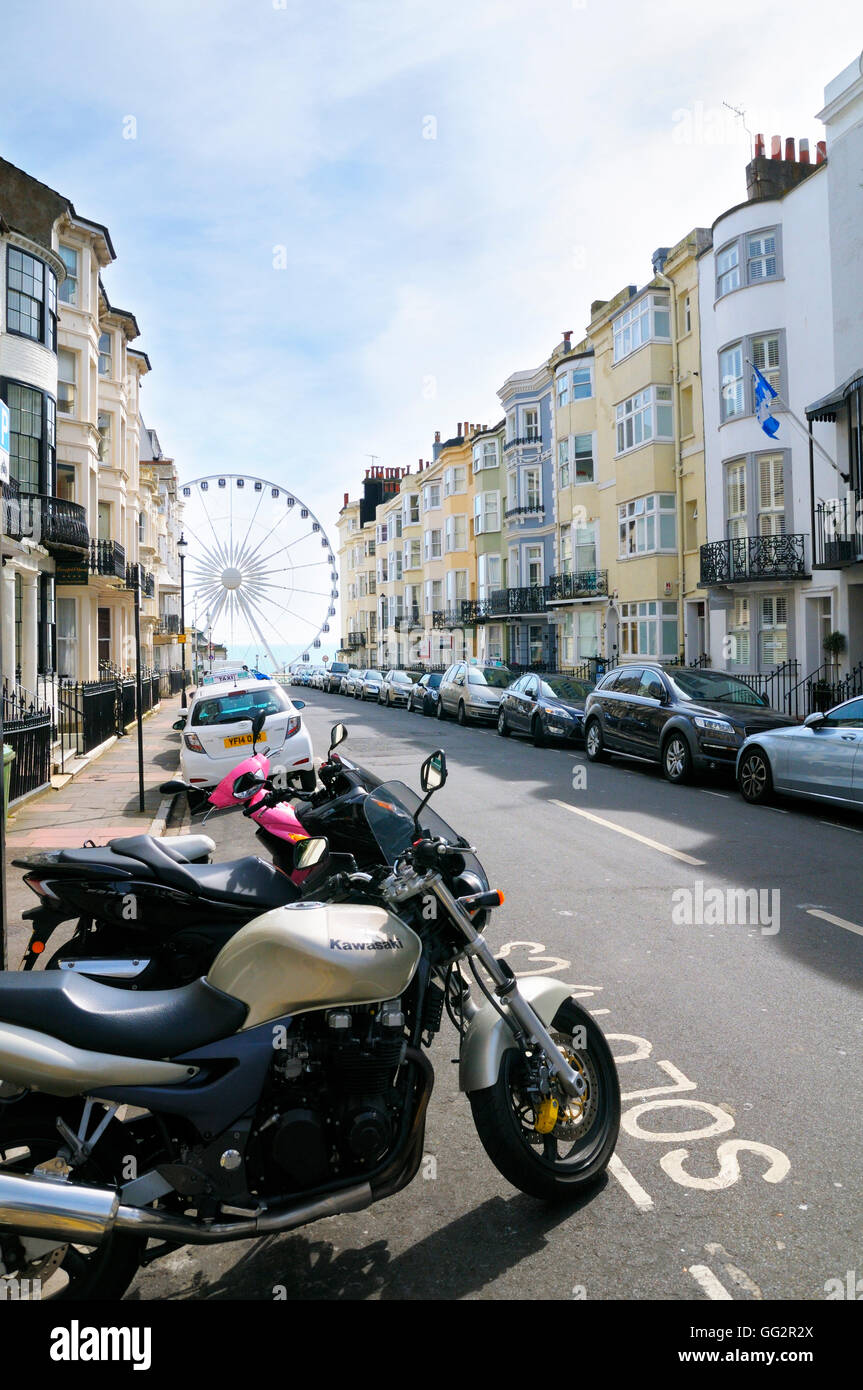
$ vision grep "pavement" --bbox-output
[3,695,184,968]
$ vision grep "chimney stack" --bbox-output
[799,138,810,164]
[816,140,826,163]
[562,330,572,350]
[343,492,349,506]
[434,431,440,444]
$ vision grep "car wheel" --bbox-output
[457,701,468,726]
[585,719,610,763]
[299,769,317,792]
[532,715,545,749]
[436,699,446,721]
[497,708,510,738]
[387,691,392,707]
[738,747,774,804]
[662,732,692,784]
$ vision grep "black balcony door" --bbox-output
[98,607,111,670]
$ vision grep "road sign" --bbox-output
[0,400,9,484]
[177,632,187,644]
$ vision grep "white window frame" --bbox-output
[618,494,677,558]
[615,386,673,455]
[571,363,593,399]
[612,294,671,363]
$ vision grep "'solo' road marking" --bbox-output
[806,907,863,938]
[607,1154,655,1212]
[688,1264,733,1300]
[550,800,705,865]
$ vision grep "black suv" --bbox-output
[583,664,798,784]
[326,661,350,693]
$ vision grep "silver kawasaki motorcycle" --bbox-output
[0,751,620,1300]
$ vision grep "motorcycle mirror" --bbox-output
[251,710,267,750]
[232,769,265,799]
[329,722,348,753]
[294,837,328,870]
[420,750,447,794]
[159,779,189,794]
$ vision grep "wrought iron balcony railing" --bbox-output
[813,500,863,568]
[346,632,366,647]
[547,570,609,600]
[2,479,22,541]
[20,492,90,554]
[90,538,126,580]
[700,534,808,585]
[432,608,467,628]
[504,435,542,451]
[504,504,545,520]
[156,614,180,634]
[461,585,549,624]
[126,563,155,596]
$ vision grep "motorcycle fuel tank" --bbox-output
[206,902,422,1027]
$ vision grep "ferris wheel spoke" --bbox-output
[232,488,269,569]
[254,582,334,600]
[246,531,319,568]
[243,588,323,631]
[196,500,234,572]
[234,591,282,669]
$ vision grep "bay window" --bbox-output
[615,386,673,454]
[716,241,740,296]
[556,373,569,408]
[612,294,671,362]
[445,514,466,552]
[572,364,592,399]
[58,245,78,305]
[7,247,57,348]
[574,433,595,483]
[422,482,441,511]
[58,350,77,416]
[558,439,570,489]
[618,494,676,557]
[759,595,787,666]
[619,600,678,659]
[2,381,55,493]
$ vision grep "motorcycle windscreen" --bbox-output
[363,780,488,887]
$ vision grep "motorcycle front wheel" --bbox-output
[0,1105,145,1300]
[469,999,620,1201]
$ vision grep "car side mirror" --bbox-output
[172,718,187,730]
[292,700,306,710]
[803,711,826,728]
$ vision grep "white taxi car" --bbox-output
[177,677,315,790]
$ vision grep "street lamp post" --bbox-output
[177,533,188,707]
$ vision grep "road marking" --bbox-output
[705,1243,764,1299]
[588,1008,610,1016]
[689,1264,733,1300]
[760,805,789,814]
[818,820,861,834]
[550,800,705,865]
[702,790,730,799]
[607,1153,654,1211]
[806,907,863,938]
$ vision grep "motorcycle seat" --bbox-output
[102,835,300,909]
[109,832,215,864]
[0,974,247,1060]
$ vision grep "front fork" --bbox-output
[430,878,587,1100]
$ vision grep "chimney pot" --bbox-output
[563,330,572,348]
[343,492,349,506]
[785,136,795,162]
[799,138,810,164]
[816,139,827,163]
[755,133,765,157]
[771,135,781,159]
[434,431,440,443]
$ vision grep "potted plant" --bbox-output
[823,630,846,668]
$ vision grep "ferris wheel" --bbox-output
[179,473,338,672]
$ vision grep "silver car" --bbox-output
[737,694,863,809]
[437,661,514,725]
[379,670,420,707]
[356,669,384,701]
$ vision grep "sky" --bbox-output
[2,0,860,659]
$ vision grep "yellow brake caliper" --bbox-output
[535,1051,587,1134]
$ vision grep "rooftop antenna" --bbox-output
[365,454,379,469]
[723,101,753,158]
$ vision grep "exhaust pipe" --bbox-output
[0,1167,373,1247]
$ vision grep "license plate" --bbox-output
[223,734,253,749]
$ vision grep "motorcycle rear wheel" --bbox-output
[469,999,620,1201]
[0,1106,145,1300]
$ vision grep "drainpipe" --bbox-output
[655,272,687,660]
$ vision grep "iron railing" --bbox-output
[813,499,863,568]
[1,681,53,801]
[1,478,22,541]
[504,504,545,520]
[547,570,609,600]
[461,586,550,623]
[20,493,89,553]
[156,614,181,634]
[126,563,155,596]
[90,538,126,580]
[700,535,808,584]
[504,435,542,451]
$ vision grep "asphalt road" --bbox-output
[133,688,863,1302]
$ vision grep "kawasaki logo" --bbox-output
[329,935,404,952]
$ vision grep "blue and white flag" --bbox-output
[752,364,780,438]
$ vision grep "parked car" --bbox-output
[737,694,863,808]
[583,664,798,784]
[339,669,359,696]
[379,670,421,707]
[408,672,443,716]
[357,669,385,701]
[497,672,595,746]
[437,662,514,725]
[309,667,326,689]
[178,677,315,791]
[326,661,350,693]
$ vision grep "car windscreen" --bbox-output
[365,671,383,680]
[330,663,349,674]
[190,686,293,726]
[468,667,511,688]
[540,676,594,702]
[669,670,767,707]
[363,779,487,885]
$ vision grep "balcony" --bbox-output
[547,570,609,601]
[2,479,22,541]
[504,435,543,452]
[432,608,467,628]
[504,504,545,521]
[20,493,90,555]
[462,585,549,624]
[125,563,155,597]
[813,500,863,569]
[700,534,808,586]
[90,538,126,581]
[345,632,366,648]
[156,614,180,635]
[394,611,420,632]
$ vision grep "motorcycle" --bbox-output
[0,749,620,1300]
[15,722,381,988]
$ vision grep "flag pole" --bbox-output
[745,356,848,481]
